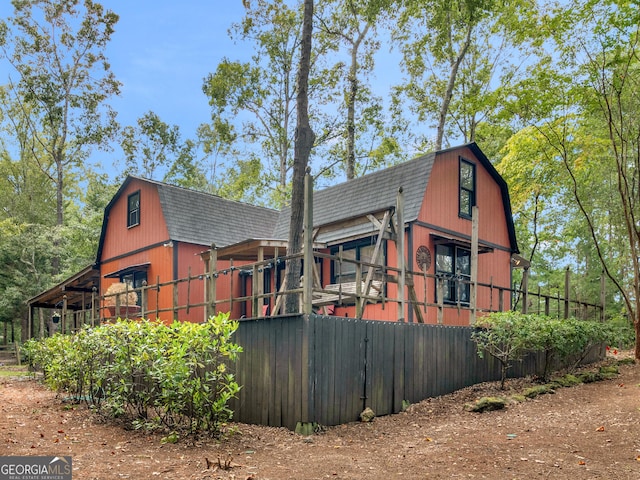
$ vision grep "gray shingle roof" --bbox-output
[273,152,435,238]
[156,183,280,247]
[96,177,280,263]
[96,143,517,260]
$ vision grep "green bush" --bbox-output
[22,313,242,437]
[607,314,635,350]
[472,312,617,388]
[472,312,532,389]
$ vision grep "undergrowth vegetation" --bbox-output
[23,313,242,438]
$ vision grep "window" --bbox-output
[127,191,140,227]
[459,159,476,218]
[435,245,470,304]
[121,270,147,306]
[331,238,384,285]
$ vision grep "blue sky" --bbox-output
[0,1,252,173]
[103,1,247,136]
[0,1,403,178]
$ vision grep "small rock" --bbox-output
[360,407,376,422]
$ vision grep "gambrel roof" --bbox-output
[273,152,435,241]
[96,142,518,262]
[155,181,279,246]
[273,143,517,253]
[96,176,279,262]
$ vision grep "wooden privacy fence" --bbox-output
[230,313,604,430]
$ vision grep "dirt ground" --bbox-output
[1,352,639,480]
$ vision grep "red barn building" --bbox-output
[27,143,520,330]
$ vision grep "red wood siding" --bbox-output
[99,179,212,323]
[323,146,514,325]
[412,146,512,324]
[419,147,510,250]
[101,245,173,321]
[101,180,170,261]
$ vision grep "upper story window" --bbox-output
[127,191,140,227]
[435,244,470,304]
[459,159,476,218]
[331,238,385,285]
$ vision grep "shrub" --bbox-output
[472,312,617,387]
[607,314,636,350]
[472,312,531,389]
[23,313,242,438]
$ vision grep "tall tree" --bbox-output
[500,0,640,358]
[119,111,182,181]
[285,0,315,313]
[205,0,339,206]
[315,0,397,180]
[562,2,640,358]
[0,0,120,232]
[204,0,302,206]
[393,0,537,151]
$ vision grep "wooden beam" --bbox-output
[405,273,425,323]
[208,244,217,319]
[396,187,405,322]
[357,209,392,319]
[470,206,478,325]
[564,267,570,319]
[522,268,530,314]
[600,271,606,322]
[303,168,314,315]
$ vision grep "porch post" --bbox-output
[208,244,217,319]
[564,267,570,319]
[302,167,313,315]
[600,270,605,321]
[470,206,478,324]
[91,287,97,326]
[256,246,265,316]
[522,268,530,314]
[62,294,68,334]
[28,305,32,340]
[396,187,405,322]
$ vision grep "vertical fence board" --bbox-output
[393,324,405,413]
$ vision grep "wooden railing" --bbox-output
[43,250,603,337]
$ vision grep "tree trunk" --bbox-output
[435,23,473,151]
[285,0,315,313]
[345,23,369,180]
[52,156,64,275]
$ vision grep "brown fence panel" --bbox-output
[311,316,368,426]
[230,315,306,430]
[230,314,605,429]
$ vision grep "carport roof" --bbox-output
[27,264,99,310]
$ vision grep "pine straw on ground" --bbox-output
[1,352,639,480]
